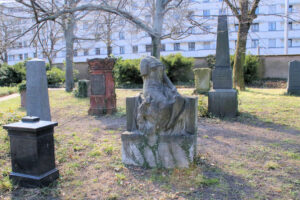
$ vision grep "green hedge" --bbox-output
[47,67,65,86]
[161,53,194,83]
[206,54,259,85]
[113,58,143,87]
[0,62,26,86]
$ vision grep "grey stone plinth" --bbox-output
[26,59,51,121]
[208,89,238,117]
[193,68,211,93]
[121,132,197,168]
[287,60,300,95]
[212,68,233,89]
[3,116,59,187]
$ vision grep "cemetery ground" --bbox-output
[0,88,300,200]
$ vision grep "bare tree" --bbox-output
[37,21,63,67]
[16,0,193,59]
[224,0,260,90]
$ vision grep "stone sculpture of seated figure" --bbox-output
[121,56,198,168]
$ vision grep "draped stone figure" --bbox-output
[121,56,198,168]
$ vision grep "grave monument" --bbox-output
[193,68,211,94]
[208,15,238,117]
[122,56,198,168]
[287,60,300,95]
[26,59,51,121]
[3,116,59,187]
[88,58,116,115]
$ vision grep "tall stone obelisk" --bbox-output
[208,15,238,117]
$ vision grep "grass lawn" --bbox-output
[0,87,18,97]
[0,88,299,199]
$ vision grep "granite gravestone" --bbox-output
[88,58,116,115]
[3,116,59,187]
[122,56,198,168]
[208,15,238,117]
[26,59,51,121]
[287,60,300,95]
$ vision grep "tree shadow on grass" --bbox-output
[126,158,255,200]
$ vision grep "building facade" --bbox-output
[4,0,300,66]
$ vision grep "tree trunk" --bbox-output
[233,22,250,91]
[107,45,112,57]
[64,17,75,92]
[151,36,160,59]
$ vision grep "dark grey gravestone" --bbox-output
[287,60,300,95]
[3,116,59,187]
[212,15,232,89]
[209,15,237,117]
[208,89,238,117]
[26,59,51,121]
[91,74,106,95]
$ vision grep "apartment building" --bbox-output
[3,0,300,65]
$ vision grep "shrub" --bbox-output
[161,53,194,83]
[205,55,216,68]
[0,62,26,86]
[113,58,142,87]
[243,54,259,84]
[46,67,65,86]
[73,69,79,82]
[18,81,26,93]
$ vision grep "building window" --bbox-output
[268,39,276,48]
[268,5,276,14]
[95,48,100,55]
[174,43,180,51]
[203,42,210,50]
[132,45,138,53]
[146,45,152,52]
[84,49,89,56]
[255,7,259,14]
[19,54,23,60]
[288,5,293,13]
[120,46,125,54]
[288,39,292,47]
[23,41,28,47]
[161,44,166,51]
[188,42,195,51]
[119,32,125,40]
[8,55,14,61]
[24,53,28,59]
[251,39,259,48]
[18,42,22,48]
[33,52,37,58]
[288,22,293,30]
[234,24,239,32]
[251,23,259,32]
[219,9,226,15]
[203,0,209,2]
[203,10,210,19]
[268,22,276,31]
[74,49,78,57]
[203,25,210,33]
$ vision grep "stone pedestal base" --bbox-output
[88,96,116,115]
[121,132,197,168]
[208,89,238,117]
[10,168,59,187]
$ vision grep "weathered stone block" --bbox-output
[208,89,238,117]
[3,116,59,187]
[26,59,51,121]
[121,132,196,168]
[212,68,233,89]
[193,68,211,93]
[287,60,300,95]
[76,79,90,98]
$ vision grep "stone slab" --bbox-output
[193,68,211,93]
[212,68,233,89]
[26,59,51,121]
[287,60,300,95]
[208,89,238,117]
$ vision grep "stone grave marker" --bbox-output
[208,15,237,117]
[287,60,300,95]
[26,59,51,121]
